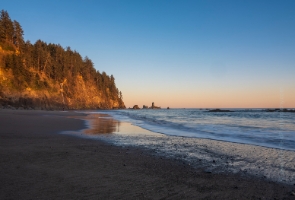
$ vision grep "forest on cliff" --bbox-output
[0,10,125,109]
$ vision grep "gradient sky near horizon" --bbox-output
[2,0,295,108]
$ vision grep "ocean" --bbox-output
[102,108,295,151]
[71,108,295,184]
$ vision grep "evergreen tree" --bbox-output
[0,10,14,44]
[119,91,123,100]
[13,20,24,51]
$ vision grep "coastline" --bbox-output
[1,109,294,199]
[68,112,295,185]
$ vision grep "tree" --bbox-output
[0,10,14,44]
[119,91,123,100]
[81,56,93,81]
[13,20,24,51]
[22,40,33,68]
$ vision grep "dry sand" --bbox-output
[1,109,295,199]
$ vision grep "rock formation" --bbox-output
[133,105,140,109]
[150,102,161,109]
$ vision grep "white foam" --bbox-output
[98,110,295,151]
[72,111,295,185]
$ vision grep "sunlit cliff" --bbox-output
[0,10,125,110]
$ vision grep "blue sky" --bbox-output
[2,0,295,108]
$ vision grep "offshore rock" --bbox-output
[207,109,233,112]
[133,105,140,109]
[264,108,295,113]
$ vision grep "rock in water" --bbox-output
[133,105,140,109]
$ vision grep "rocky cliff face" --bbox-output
[0,67,125,110]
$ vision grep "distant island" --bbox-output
[263,109,295,113]
[0,10,125,110]
[205,108,295,113]
[207,109,233,112]
[131,102,161,109]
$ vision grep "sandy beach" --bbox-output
[1,109,295,199]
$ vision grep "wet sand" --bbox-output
[1,109,295,199]
[83,113,295,183]
[66,113,295,185]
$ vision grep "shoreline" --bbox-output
[98,108,295,152]
[68,112,295,185]
[1,109,295,199]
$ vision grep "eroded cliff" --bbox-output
[0,66,125,110]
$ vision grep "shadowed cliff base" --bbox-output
[0,94,124,110]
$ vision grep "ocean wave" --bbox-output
[98,109,295,151]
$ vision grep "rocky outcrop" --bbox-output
[264,109,295,113]
[150,102,161,109]
[207,109,233,112]
[133,105,140,109]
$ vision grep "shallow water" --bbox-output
[98,109,295,151]
[64,112,295,185]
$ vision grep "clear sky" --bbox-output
[2,0,295,108]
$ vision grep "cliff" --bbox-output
[0,66,125,110]
[0,10,125,110]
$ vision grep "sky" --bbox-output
[1,0,295,108]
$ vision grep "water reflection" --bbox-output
[80,113,161,136]
[83,114,120,134]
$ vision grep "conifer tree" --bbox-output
[0,10,14,44]
[13,20,24,51]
